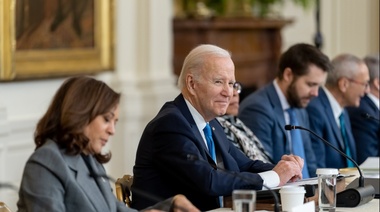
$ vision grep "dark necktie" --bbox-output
[203,123,216,162]
[339,113,354,167]
[287,108,310,178]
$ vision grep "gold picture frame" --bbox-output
[0,0,114,81]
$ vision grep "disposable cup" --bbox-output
[279,185,305,212]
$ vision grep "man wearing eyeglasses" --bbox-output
[346,54,379,165]
[306,54,370,169]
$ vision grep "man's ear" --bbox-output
[186,74,197,95]
[338,77,349,92]
[283,67,294,83]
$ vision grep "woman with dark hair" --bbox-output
[17,76,198,212]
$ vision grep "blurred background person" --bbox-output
[238,43,332,178]
[306,54,369,169]
[216,82,273,163]
[347,53,380,164]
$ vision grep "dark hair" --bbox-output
[277,43,332,79]
[34,76,121,163]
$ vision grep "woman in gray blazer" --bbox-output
[17,76,198,212]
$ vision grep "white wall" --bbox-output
[281,0,379,58]
[0,0,378,210]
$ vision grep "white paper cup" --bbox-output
[279,186,305,212]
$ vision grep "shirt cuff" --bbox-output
[258,170,280,189]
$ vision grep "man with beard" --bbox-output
[306,54,369,169]
[238,43,331,178]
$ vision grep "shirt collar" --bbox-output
[184,98,207,132]
[323,86,343,119]
[273,79,290,111]
[367,93,380,109]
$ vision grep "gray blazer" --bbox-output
[17,140,171,212]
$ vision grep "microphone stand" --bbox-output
[284,125,376,207]
[187,154,280,212]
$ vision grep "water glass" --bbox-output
[232,190,256,212]
[317,168,338,211]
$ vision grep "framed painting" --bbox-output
[0,0,114,81]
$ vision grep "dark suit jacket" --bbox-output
[306,88,357,169]
[347,95,380,164]
[238,83,317,177]
[131,94,275,211]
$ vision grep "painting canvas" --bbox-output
[0,0,114,80]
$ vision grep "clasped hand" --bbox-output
[273,154,304,186]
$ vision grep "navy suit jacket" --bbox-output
[347,95,380,164]
[306,88,357,169]
[131,94,275,211]
[238,83,317,177]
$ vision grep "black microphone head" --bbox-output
[284,125,293,130]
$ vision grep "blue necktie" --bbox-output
[339,113,354,168]
[203,123,223,207]
[287,108,310,178]
[203,123,216,162]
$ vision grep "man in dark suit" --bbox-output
[238,43,331,178]
[131,44,304,211]
[346,54,379,164]
[306,54,369,169]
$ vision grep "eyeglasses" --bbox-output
[233,82,242,94]
[347,78,369,89]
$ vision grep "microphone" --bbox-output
[186,154,280,212]
[284,125,376,207]
[361,113,380,122]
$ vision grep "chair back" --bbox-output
[0,202,12,212]
[115,174,133,207]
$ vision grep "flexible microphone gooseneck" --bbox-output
[187,154,280,212]
[361,113,380,122]
[284,125,376,207]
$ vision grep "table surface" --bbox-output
[209,198,379,212]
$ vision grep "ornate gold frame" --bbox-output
[0,0,114,81]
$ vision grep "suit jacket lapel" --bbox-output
[267,84,289,152]
[65,154,110,212]
[320,89,345,149]
[174,94,211,161]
